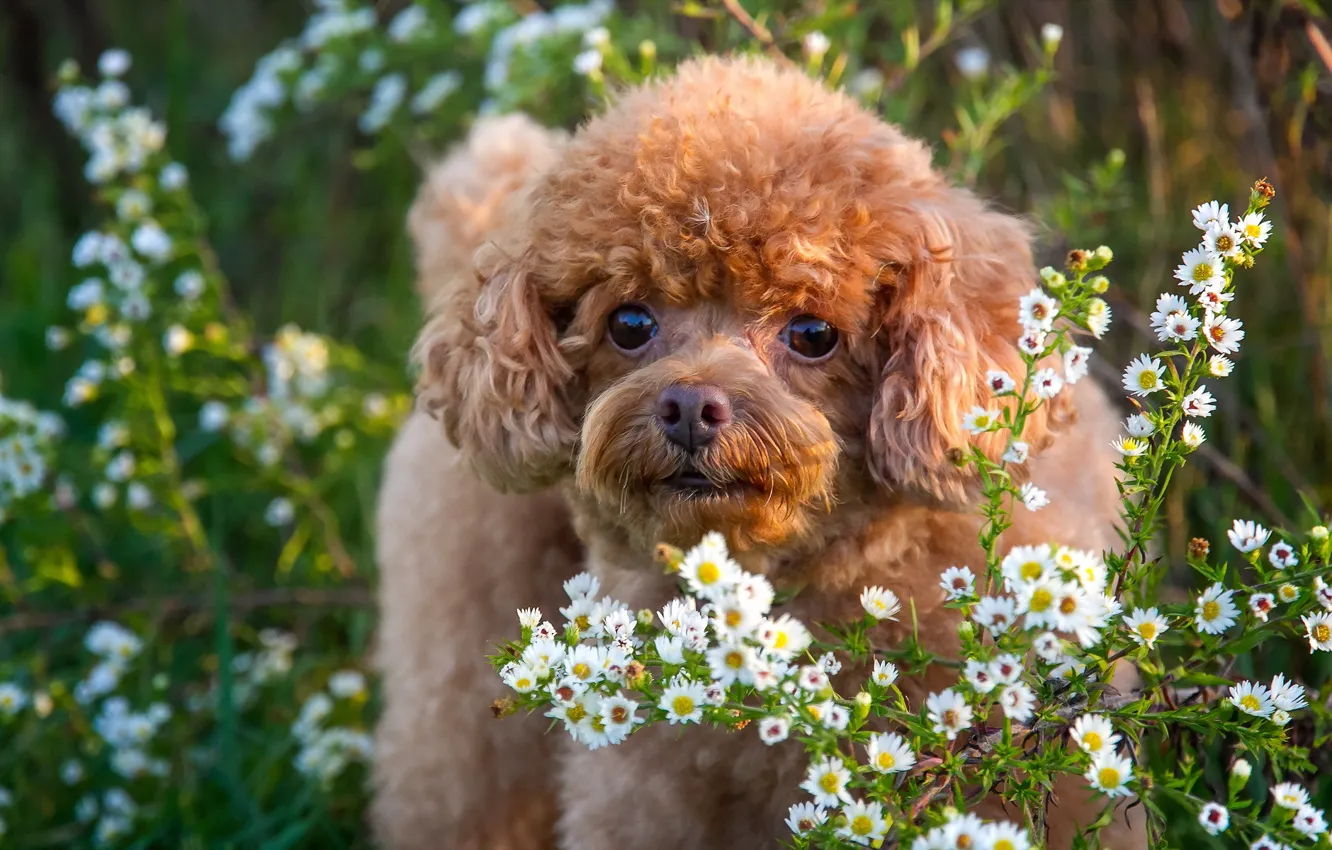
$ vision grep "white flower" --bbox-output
[1268,540,1298,568]
[659,678,705,725]
[939,565,976,600]
[802,31,831,60]
[1198,802,1230,835]
[801,755,853,807]
[1272,782,1310,810]
[1195,583,1239,634]
[1111,436,1148,458]
[756,614,811,660]
[199,401,229,432]
[264,497,295,527]
[989,654,1022,684]
[981,822,1031,850]
[973,595,1017,632]
[1248,592,1276,622]
[869,660,898,687]
[817,652,842,676]
[1086,749,1135,798]
[360,74,407,133]
[1018,288,1059,331]
[1180,422,1206,449]
[1270,674,1307,712]
[387,5,430,41]
[163,325,193,356]
[1227,681,1275,718]
[954,46,990,80]
[1019,482,1048,512]
[1000,683,1036,722]
[1017,328,1047,355]
[410,72,462,115]
[565,572,600,601]
[1192,201,1230,232]
[0,683,27,717]
[159,162,188,190]
[515,608,542,629]
[925,688,973,740]
[573,49,603,75]
[115,190,152,221]
[598,693,641,745]
[1002,441,1029,464]
[963,659,997,694]
[61,760,85,785]
[706,640,755,686]
[962,406,999,434]
[1278,583,1300,604]
[174,270,206,300]
[859,586,901,620]
[1294,805,1329,837]
[1123,607,1168,648]
[986,369,1016,394]
[1181,387,1216,418]
[1124,414,1155,437]
[1160,310,1201,343]
[130,222,172,263]
[1041,22,1063,49]
[679,533,738,600]
[328,670,366,699]
[785,802,827,836]
[1303,612,1332,652]
[864,731,915,774]
[756,714,789,744]
[1227,519,1270,552]
[1203,314,1245,354]
[1175,247,1225,294]
[1001,544,1054,591]
[1070,714,1119,755]
[1032,368,1063,399]
[837,799,888,846]
[940,814,987,849]
[126,482,152,511]
[1196,284,1234,315]
[1086,298,1112,338]
[1238,212,1272,247]
[1122,353,1166,397]
[1150,293,1191,330]
[1205,223,1244,258]
[1063,346,1092,383]
[98,48,132,78]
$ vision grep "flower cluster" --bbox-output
[0,395,63,522]
[291,669,374,785]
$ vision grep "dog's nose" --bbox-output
[655,384,732,452]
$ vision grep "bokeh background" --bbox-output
[0,0,1329,846]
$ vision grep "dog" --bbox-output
[372,55,1140,849]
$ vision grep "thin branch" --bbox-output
[716,0,790,65]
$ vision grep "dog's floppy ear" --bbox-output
[413,246,580,491]
[867,187,1073,505]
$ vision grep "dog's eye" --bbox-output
[782,315,839,360]
[607,304,658,352]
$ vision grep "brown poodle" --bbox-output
[373,56,1140,849]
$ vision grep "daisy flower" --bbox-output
[1033,632,1064,662]
[925,689,974,740]
[1002,441,1030,464]
[1272,709,1292,726]
[1238,212,1272,247]
[859,586,901,620]
[817,652,842,676]
[865,732,916,774]
[501,664,539,694]
[679,533,738,600]
[1032,368,1063,399]
[757,714,790,744]
[1192,201,1230,231]
[564,645,605,684]
[986,369,1016,394]
[563,572,600,601]
[517,608,542,628]
[939,565,976,600]
[1196,284,1234,315]
[1196,583,1240,634]
[800,756,853,807]
[1086,298,1112,339]
[1161,310,1200,343]
[1064,346,1092,383]
[784,802,827,836]
[836,799,888,846]
[1181,387,1216,418]
[1122,353,1166,397]
[962,406,1000,434]
[1250,836,1283,850]
[973,595,1018,632]
[1270,674,1307,712]
[1268,540,1298,568]
[1204,315,1245,354]
[964,659,998,694]
[1070,714,1120,755]
[1002,544,1055,590]
[1248,593,1275,622]
[756,614,812,660]
[1209,355,1234,377]
[981,822,1031,850]
[598,693,641,744]
[1018,328,1047,356]
[1112,436,1148,458]
[1294,805,1329,837]
[659,678,706,724]
[1272,782,1310,810]
[869,660,898,688]
[797,665,829,692]
[942,814,986,849]
[1176,247,1225,294]
[1303,612,1332,652]
[1277,583,1300,604]
[1086,749,1135,798]
[1228,519,1270,552]
[702,683,726,706]
[1198,802,1230,835]
[1019,482,1049,512]
[1020,581,1060,629]
[1125,414,1156,437]
[999,683,1036,722]
[706,640,755,686]
[1181,422,1206,449]
[1018,289,1059,331]
[1204,223,1244,258]
[989,654,1023,684]
[711,593,761,638]
[819,702,850,731]
[1227,681,1275,718]
[1051,582,1092,633]
[1150,292,1191,328]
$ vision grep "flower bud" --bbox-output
[1066,249,1089,273]
[1041,23,1063,52]
[1094,245,1114,264]
[956,621,976,643]
[1250,178,1275,209]
[639,40,657,63]
[1230,758,1251,782]
[1040,266,1067,290]
[1107,148,1126,169]
[1188,537,1211,560]
[654,542,684,573]
[1311,525,1329,541]
[636,609,655,628]
[853,691,872,726]
[57,59,80,84]
[1088,275,1110,294]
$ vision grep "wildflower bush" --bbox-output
[0,0,1328,847]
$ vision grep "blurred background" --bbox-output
[0,0,1329,845]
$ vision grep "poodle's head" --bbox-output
[416,56,1072,553]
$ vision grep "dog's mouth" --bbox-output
[656,464,759,500]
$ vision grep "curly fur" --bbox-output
[375,56,1141,849]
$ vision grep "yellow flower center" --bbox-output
[590,715,606,732]
[1314,624,1331,643]
[515,677,532,690]
[1020,562,1043,581]
[1059,597,1078,615]
[1191,262,1215,283]
[697,561,720,585]
[1082,732,1102,751]
[1215,235,1234,252]
[1137,371,1158,391]
[851,815,873,836]
[1209,326,1225,342]
[571,663,592,680]
[994,842,1015,850]
[566,704,586,723]
[672,695,695,717]
[1029,588,1053,612]
[773,632,789,650]
[1098,766,1122,788]
[85,304,108,326]
[1137,623,1157,641]
[574,615,590,631]
[1202,601,1221,621]
[725,609,743,627]
[725,651,745,669]
[1240,695,1261,712]
[1279,585,1297,602]
[942,709,959,727]
[877,752,896,770]
[818,772,840,793]
[956,835,973,849]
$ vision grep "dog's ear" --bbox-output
[413,248,580,491]
[866,187,1073,505]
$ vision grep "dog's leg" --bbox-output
[372,413,580,850]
